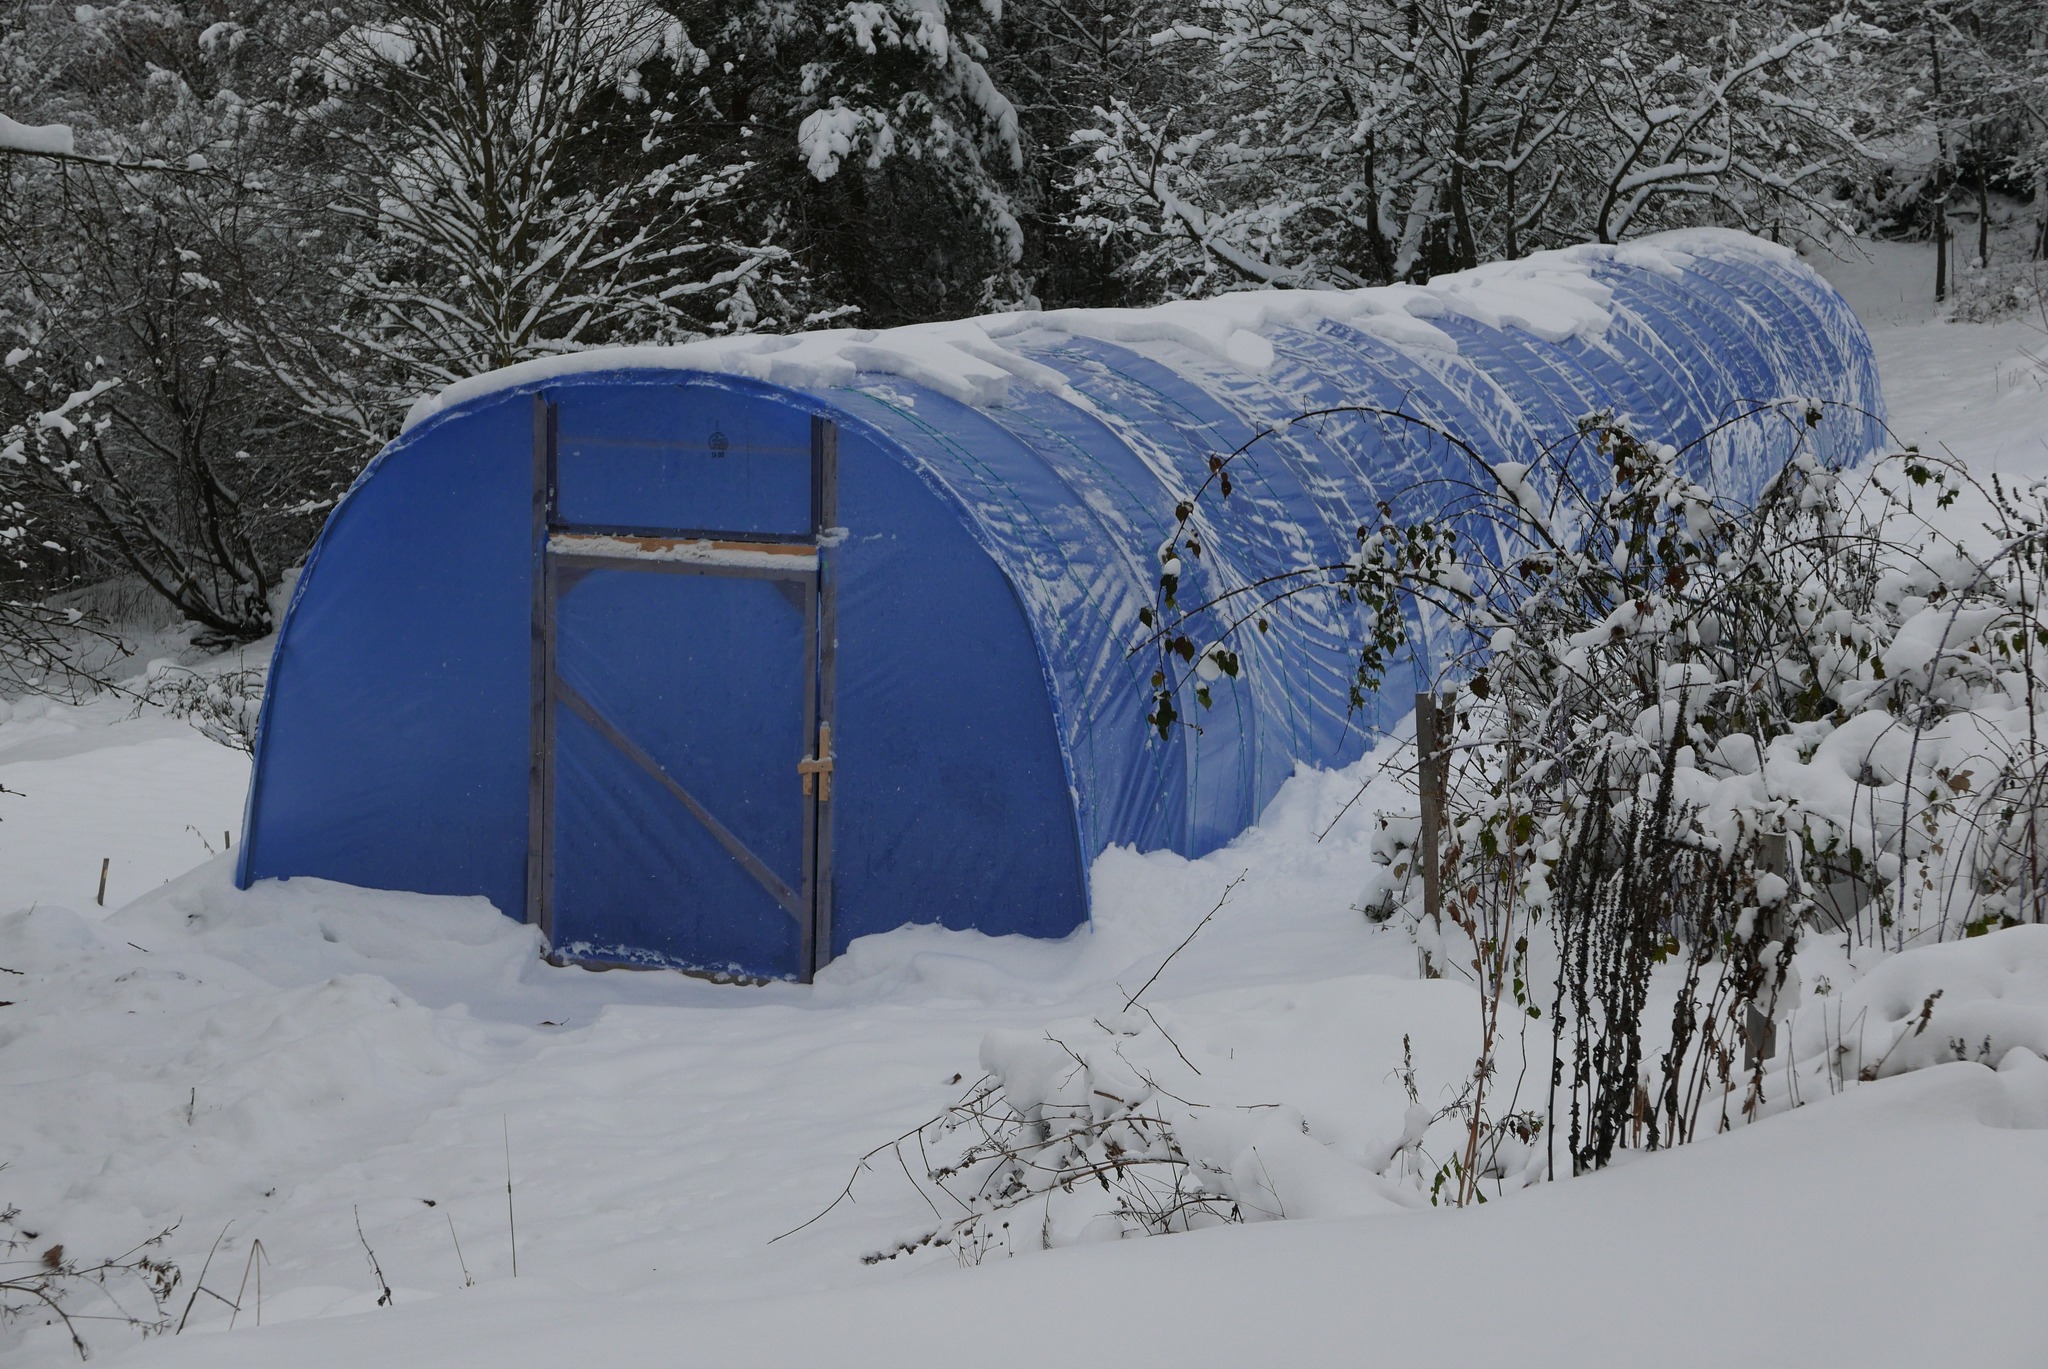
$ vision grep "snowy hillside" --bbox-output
[4,242,2048,1367]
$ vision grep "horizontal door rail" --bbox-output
[556,433,815,458]
[551,532,818,573]
[555,521,816,546]
[553,676,805,922]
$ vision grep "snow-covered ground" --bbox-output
[0,703,247,914]
[4,242,2048,1367]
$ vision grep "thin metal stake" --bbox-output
[503,1116,518,1278]
[446,1214,473,1288]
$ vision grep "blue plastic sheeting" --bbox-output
[238,231,1886,980]
[551,569,813,971]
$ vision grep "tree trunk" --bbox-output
[2036,160,2048,261]
[1930,26,1948,303]
[1977,161,1990,269]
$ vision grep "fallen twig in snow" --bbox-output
[352,1207,392,1308]
[173,1222,233,1332]
[226,1239,266,1329]
[1122,871,1247,1009]
[502,1118,518,1279]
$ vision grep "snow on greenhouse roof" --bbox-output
[402,228,1782,431]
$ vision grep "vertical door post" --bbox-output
[808,416,840,979]
[526,394,559,942]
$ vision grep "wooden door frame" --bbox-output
[525,393,839,981]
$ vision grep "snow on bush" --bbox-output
[0,1201,182,1361]
[837,1003,1416,1266]
[1127,396,2048,1205]
[139,659,265,754]
[1784,925,2048,1095]
[0,115,72,157]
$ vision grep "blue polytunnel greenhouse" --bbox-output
[235,228,1886,983]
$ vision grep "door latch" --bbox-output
[798,722,835,802]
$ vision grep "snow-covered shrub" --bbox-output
[0,1203,181,1360]
[1457,430,2047,1164]
[1945,258,2048,325]
[812,1001,1415,1263]
[851,1014,1244,1264]
[1735,924,2048,1124]
[140,659,265,753]
[1143,400,2048,1182]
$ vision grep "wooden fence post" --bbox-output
[1416,692,1446,974]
